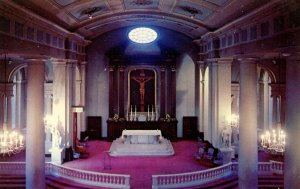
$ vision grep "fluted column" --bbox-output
[52,59,72,150]
[231,83,239,115]
[0,93,4,129]
[66,61,75,147]
[15,72,22,129]
[109,65,115,118]
[160,66,166,118]
[6,93,13,129]
[25,59,45,189]
[207,58,232,147]
[238,58,258,189]
[199,63,207,135]
[170,65,176,117]
[285,53,300,189]
[118,65,125,118]
[79,62,86,135]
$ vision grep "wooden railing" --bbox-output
[152,161,284,189]
[0,162,130,189]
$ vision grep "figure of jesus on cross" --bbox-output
[131,69,153,112]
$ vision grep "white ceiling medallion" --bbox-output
[128,27,157,44]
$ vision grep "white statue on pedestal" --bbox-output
[51,125,62,149]
[221,126,232,148]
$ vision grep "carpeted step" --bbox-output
[196,175,238,189]
[46,175,109,189]
[258,175,284,189]
[0,183,25,188]
[0,175,25,188]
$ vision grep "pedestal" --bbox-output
[220,148,234,164]
[50,147,64,164]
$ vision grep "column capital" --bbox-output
[109,65,115,72]
[160,65,166,72]
[118,65,126,72]
[50,58,77,65]
[25,58,47,64]
[237,57,260,63]
[207,58,233,66]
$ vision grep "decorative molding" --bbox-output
[130,0,153,6]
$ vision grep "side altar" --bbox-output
[107,120,177,142]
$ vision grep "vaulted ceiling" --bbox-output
[11,0,269,39]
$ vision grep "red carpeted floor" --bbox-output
[63,140,213,189]
[0,140,280,189]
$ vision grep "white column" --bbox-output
[6,93,13,129]
[80,62,86,135]
[208,58,232,148]
[25,59,45,189]
[52,59,75,150]
[231,83,239,115]
[285,53,300,188]
[198,62,205,133]
[44,83,53,155]
[66,62,75,147]
[238,58,258,189]
[0,93,4,129]
[15,72,22,129]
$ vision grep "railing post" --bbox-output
[152,176,158,189]
[125,176,130,189]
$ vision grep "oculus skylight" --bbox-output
[128,27,157,44]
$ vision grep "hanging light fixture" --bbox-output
[0,54,25,156]
[260,129,285,154]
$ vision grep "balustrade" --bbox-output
[0,161,283,189]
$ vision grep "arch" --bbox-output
[8,63,27,82]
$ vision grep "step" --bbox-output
[258,184,284,189]
[46,175,107,189]
[198,176,238,189]
[0,183,25,188]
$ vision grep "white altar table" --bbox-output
[109,130,174,156]
[121,130,162,144]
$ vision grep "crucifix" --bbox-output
[131,69,153,112]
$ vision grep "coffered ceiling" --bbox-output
[10,0,270,39]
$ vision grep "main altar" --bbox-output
[107,120,177,142]
[109,130,174,156]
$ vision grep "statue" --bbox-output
[51,125,62,149]
[221,126,232,148]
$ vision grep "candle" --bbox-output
[135,105,137,118]
[130,105,133,116]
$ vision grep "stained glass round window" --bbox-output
[128,27,157,44]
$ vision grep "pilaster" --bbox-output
[207,58,232,148]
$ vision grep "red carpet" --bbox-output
[63,140,212,189]
[0,140,278,189]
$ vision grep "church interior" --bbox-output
[0,0,300,188]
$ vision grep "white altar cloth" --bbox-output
[109,130,174,156]
[121,130,162,144]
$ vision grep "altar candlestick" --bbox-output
[148,105,150,117]
[135,105,137,119]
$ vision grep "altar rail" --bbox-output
[152,161,284,189]
[0,162,130,189]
